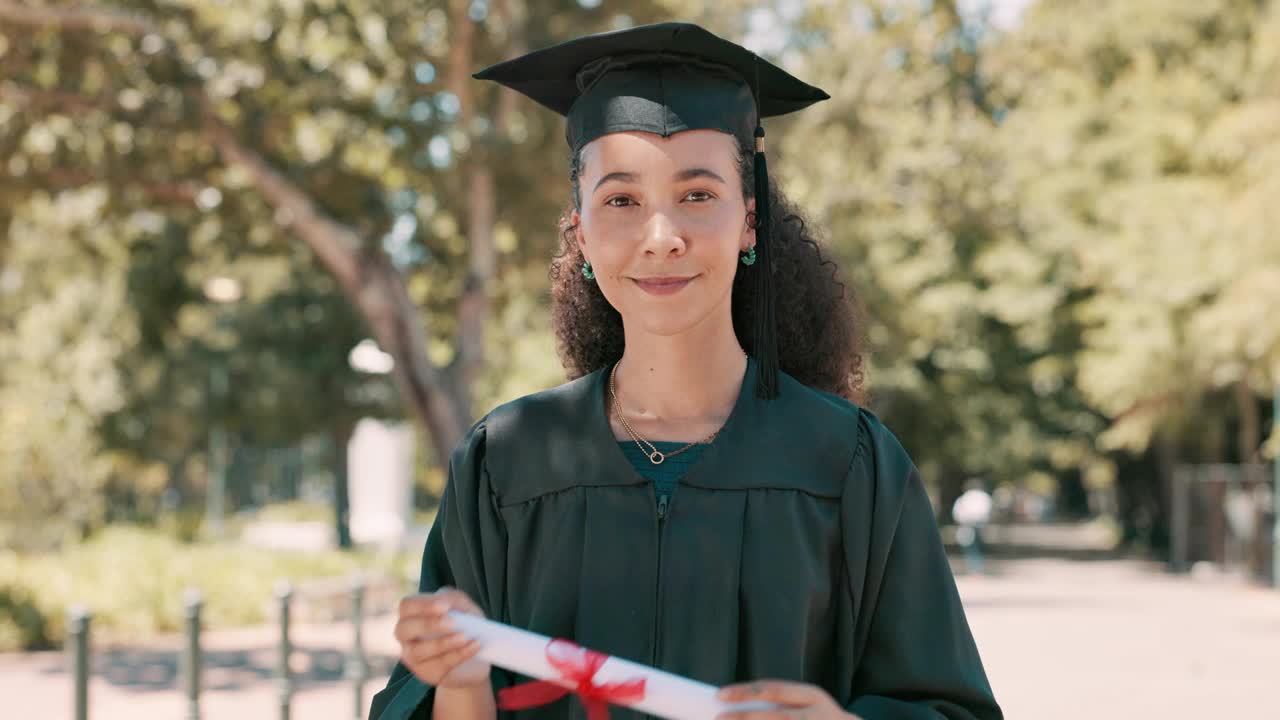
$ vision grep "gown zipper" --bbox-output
[651,491,671,666]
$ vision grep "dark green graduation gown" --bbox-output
[371,359,1001,720]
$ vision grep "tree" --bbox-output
[0,0,667,471]
[988,0,1280,544]
[0,188,131,549]
[750,1,1104,518]
[0,1,672,546]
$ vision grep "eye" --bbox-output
[683,190,716,203]
[604,195,635,208]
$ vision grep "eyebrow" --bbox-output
[592,166,728,193]
[674,167,727,185]
[593,171,637,193]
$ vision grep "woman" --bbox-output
[372,22,1001,720]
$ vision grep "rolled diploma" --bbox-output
[450,611,776,720]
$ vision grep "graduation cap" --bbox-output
[474,22,830,399]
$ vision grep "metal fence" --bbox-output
[64,573,403,720]
[1170,463,1275,584]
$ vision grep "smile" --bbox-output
[630,275,697,296]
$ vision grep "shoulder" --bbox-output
[833,399,922,519]
[851,405,913,473]
[775,372,917,488]
[452,370,609,501]
[773,370,871,465]
[447,371,600,465]
[481,369,603,439]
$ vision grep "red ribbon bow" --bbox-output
[497,639,647,720]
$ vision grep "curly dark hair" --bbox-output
[549,137,867,405]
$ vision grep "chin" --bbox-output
[628,307,713,338]
[611,282,733,338]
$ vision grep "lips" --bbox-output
[631,275,697,296]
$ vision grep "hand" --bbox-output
[394,587,491,689]
[716,680,861,720]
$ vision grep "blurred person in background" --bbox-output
[952,480,993,576]
[373,23,1001,720]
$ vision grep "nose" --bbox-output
[641,211,687,257]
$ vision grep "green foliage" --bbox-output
[0,586,52,651]
[1,0,1277,556]
[992,0,1280,455]
[0,526,409,651]
[0,188,133,550]
[0,0,668,545]
[766,1,1104,491]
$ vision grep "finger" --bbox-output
[394,615,454,645]
[400,593,465,620]
[434,587,484,616]
[434,638,483,675]
[715,710,797,720]
[398,594,436,618]
[404,630,473,665]
[401,594,471,627]
[717,681,827,708]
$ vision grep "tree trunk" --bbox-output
[332,421,355,550]
[1113,436,1176,557]
[1151,432,1178,556]
[447,0,491,407]
[446,0,526,401]
[204,123,472,457]
[937,466,966,525]
[1204,395,1226,464]
[1055,468,1091,519]
[1233,380,1261,463]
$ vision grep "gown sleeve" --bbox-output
[369,420,511,720]
[844,414,1002,720]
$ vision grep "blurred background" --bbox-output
[1,0,1278,718]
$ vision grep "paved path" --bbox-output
[1,615,403,718]
[5,527,1277,718]
[961,556,1278,719]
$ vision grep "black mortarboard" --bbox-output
[474,22,830,399]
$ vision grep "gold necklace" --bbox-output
[608,355,742,465]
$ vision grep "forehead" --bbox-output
[580,130,740,173]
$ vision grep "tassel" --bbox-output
[752,125,779,399]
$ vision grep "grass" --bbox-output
[0,525,414,652]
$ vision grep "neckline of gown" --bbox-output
[590,355,758,491]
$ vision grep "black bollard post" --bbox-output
[182,589,203,720]
[68,605,91,720]
[276,581,294,720]
[346,574,369,720]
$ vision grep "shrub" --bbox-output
[0,526,410,651]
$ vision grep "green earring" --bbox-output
[582,260,595,280]
[740,246,757,266]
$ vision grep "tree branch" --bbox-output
[199,108,362,291]
[0,2,473,455]
[0,81,104,114]
[40,167,202,203]
[0,0,158,36]
[446,0,523,403]
[199,101,469,452]
[1113,391,1178,424]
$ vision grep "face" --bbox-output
[574,130,755,339]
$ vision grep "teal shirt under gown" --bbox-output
[370,358,1002,720]
[616,440,707,514]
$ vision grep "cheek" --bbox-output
[685,206,747,262]
[579,214,632,266]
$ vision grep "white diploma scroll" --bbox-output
[450,611,775,720]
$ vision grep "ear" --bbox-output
[741,197,757,252]
[571,209,587,258]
